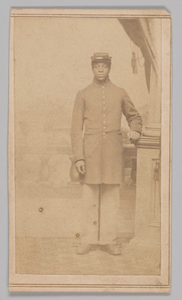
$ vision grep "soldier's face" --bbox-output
[92,63,110,82]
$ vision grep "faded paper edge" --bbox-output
[10,8,171,18]
[9,286,170,293]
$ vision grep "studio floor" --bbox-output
[16,236,160,276]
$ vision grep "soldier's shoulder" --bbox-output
[110,82,125,94]
[78,83,93,95]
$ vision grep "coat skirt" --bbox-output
[81,132,124,184]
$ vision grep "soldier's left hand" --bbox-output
[128,130,140,144]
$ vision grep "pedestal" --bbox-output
[123,129,161,274]
[135,134,160,237]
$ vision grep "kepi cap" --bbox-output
[91,52,112,63]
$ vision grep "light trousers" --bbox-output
[80,184,120,245]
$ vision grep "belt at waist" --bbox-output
[84,129,122,135]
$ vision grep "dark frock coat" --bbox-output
[71,77,142,184]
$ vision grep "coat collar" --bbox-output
[92,77,111,87]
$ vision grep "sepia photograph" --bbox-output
[9,8,171,293]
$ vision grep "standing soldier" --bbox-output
[71,53,142,255]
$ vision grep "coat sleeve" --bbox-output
[122,89,143,133]
[71,91,85,163]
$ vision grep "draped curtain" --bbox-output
[118,18,159,93]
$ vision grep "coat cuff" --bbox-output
[130,125,142,134]
[74,159,85,164]
[74,155,85,163]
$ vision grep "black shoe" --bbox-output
[106,244,122,256]
[76,244,97,255]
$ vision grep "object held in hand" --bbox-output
[75,160,86,175]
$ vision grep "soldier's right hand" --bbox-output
[75,160,86,175]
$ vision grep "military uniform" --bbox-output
[71,53,142,250]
